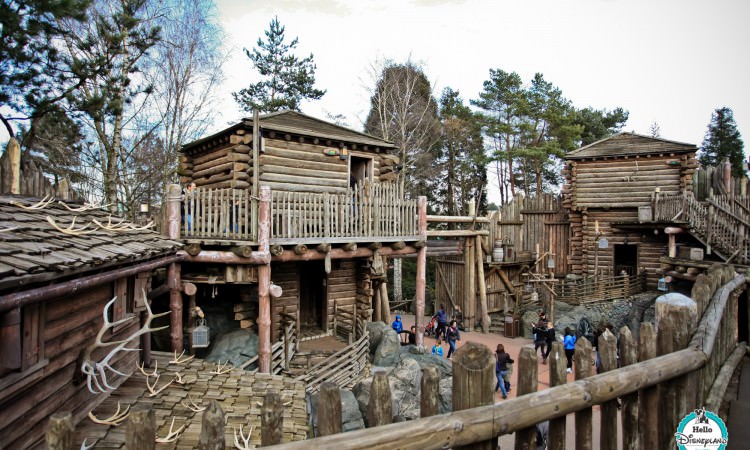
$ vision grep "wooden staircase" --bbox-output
[654,192,750,265]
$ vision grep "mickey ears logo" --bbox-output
[675,407,728,450]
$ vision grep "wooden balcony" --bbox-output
[182,184,420,245]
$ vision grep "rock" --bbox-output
[367,321,390,355]
[204,329,258,368]
[310,388,365,434]
[373,329,401,367]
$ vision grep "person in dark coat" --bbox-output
[433,304,447,340]
[495,344,514,399]
[542,321,555,364]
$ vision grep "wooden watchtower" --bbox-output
[174,110,428,372]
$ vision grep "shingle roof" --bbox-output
[182,110,397,154]
[0,196,181,291]
[566,132,697,160]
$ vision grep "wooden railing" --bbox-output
[182,187,257,241]
[653,191,750,264]
[554,273,645,304]
[271,183,419,243]
[294,332,370,395]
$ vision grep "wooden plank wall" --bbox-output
[261,138,379,194]
[434,257,464,320]
[270,263,300,342]
[0,282,143,449]
[181,133,253,190]
[327,260,359,331]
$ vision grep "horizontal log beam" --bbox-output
[426,215,490,224]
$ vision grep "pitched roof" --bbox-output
[0,196,181,291]
[566,132,697,160]
[182,110,397,153]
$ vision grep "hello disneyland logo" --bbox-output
[674,407,728,450]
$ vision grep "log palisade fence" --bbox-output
[46,266,746,449]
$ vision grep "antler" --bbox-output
[181,394,206,412]
[0,226,17,233]
[170,350,195,365]
[233,425,255,450]
[173,371,196,385]
[47,216,98,235]
[81,294,170,394]
[146,372,173,397]
[11,195,54,210]
[93,217,154,232]
[58,200,109,212]
[211,360,233,375]
[80,438,98,450]
[155,417,186,443]
[88,401,131,426]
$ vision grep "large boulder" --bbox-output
[204,328,258,368]
[367,321,390,355]
[372,329,402,367]
[309,388,365,434]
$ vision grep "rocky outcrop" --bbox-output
[204,328,258,368]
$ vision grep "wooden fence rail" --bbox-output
[294,332,370,395]
[554,273,644,304]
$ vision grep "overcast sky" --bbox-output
[216,0,750,150]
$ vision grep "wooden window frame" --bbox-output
[0,303,48,399]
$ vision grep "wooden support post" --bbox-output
[453,341,495,450]
[657,312,677,450]
[638,322,658,449]
[262,390,283,446]
[199,400,225,450]
[380,256,391,325]
[318,382,342,437]
[126,406,155,450]
[167,183,182,239]
[258,186,272,373]
[420,365,440,418]
[547,342,566,450]
[168,262,183,353]
[574,336,594,450]
[476,235,489,333]
[599,330,618,450]
[6,138,21,194]
[46,412,74,450]
[416,196,427,346]
[515,347,539,450]
[464,236,475,331]
[367,371,392,427]
[619,326,638,450]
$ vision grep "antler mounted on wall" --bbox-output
[79,293,169,394]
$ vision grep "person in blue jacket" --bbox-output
[433,304,447,340]
[564,326,577,373]
[391,315,403,333]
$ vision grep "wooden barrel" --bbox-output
[492,246,504,262]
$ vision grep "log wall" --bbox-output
[180,131,253,190]
[562,153,696,210]
[0,280,149,449]
[270,263,299,342]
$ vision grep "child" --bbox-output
[391,315,403,333]
[431,339,444,357]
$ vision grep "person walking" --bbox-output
[542,321,555,364]
[446,320,460,359]
[563,326,577,373]
[533,312,549,358]
[495,344,514,399]
[433,304,447,340]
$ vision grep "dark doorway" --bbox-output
[614,243,638,276]
[298,261,327,332]
[350,156,372,188]
[739,290,748,343]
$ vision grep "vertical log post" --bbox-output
[126,406,155,450]
[416,196,427,346]
[367,371,392,427]
[638,322,658,449]
[574,336,594,450]
[598,330,618,450]
[673,305,693,423]
[199,400,225,450]
[420,365,440,418]
[318,382,342,437]
[452,342,494,450]
[475,235,490,333]
[168,262,183,353]
[657,312,677,450]
[547,342,566,450]
[515,347,539,450]
[464,200,476,331]
[619,326,639,450]
[258,185,272,373]
[46,412,74,450]
[261,390,283,446]
[166,183,182,240]
[380,255,391,325]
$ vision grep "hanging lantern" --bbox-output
[658,277,668,292]
[192,318,210,348]
[525,281,534,293]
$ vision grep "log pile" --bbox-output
[180,131,253,190]
[379,154,399,182]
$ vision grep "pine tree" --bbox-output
[699,107,746,178]
[233,17,325,113]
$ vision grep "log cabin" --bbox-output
[0,195,181,449]
[562,132,699,288]
[176,110,428,373]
